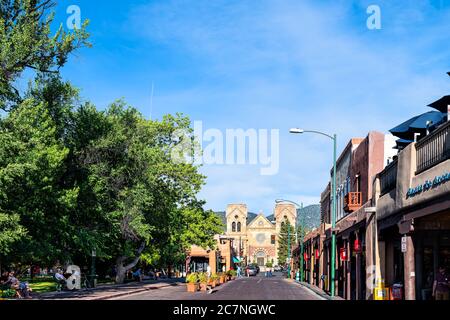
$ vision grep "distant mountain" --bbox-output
[266,204,321,231]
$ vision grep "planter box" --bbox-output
[187,283,199,293]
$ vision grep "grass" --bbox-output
[29,281,57,293]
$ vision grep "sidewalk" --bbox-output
[35,278,185,300]
[292,280,344,300]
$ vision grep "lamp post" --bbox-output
[91,248,96,288]
[290,128,337,298]
[276,199,304,282]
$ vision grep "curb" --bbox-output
[93,283,178,300]
[37,280,183,300]
[292,280,342,300]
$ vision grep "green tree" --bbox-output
[0,96,78,266]
[0,0,90,110]
[277,220,296,266]
[0,213,25,255]
[75,102,222,283]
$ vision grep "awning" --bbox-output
[232,257,241,263]
[428,95,450,113]
[389,111,446,140]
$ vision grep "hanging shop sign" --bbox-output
[340,247,348,261]
[406,171,450,198]
[304,252,309,261]
[354,239,362,253]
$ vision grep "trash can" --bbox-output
[390,284,404,300]
[374,279,389,300]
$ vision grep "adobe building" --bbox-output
[296,131,396,300]
[373,117,450,300]
[225,203,297,267]
[187,203,297,273]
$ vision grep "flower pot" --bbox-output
[216,279,220,286]
[187,283,198,293]
[200,283,208,291]
[220,277,225,284]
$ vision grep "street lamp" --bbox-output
[276,199,304,282]
[290,128,338,298]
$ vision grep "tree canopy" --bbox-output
[0,0,223,282]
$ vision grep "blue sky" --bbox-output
[48,0,450,215]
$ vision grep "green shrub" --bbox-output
[1,289,16,299]
[211,273,219,281]
[186,273,198,284]
[227,270,237,277]
[197,272,208,283]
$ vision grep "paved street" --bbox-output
[113,273,323,300]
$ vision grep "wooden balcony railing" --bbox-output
[344,192,362,213]
[416,121,450,174]
[379,158,398,196]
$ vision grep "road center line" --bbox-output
[257,279,262,284]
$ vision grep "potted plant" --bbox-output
[211,274,220,287]
[186,273,199,293]
[198,272,208,291]
[219,272,226,284]
[230,270,237,280]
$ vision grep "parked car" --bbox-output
[246,266,258,276]
[274,265,283,272]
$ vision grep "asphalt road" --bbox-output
[113,272,323,300]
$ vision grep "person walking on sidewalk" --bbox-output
[206,265,213,294]
[433,266,450,300]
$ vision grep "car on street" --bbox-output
[274,265,283,272]
[246,265,258,276]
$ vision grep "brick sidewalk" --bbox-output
[35,278,185,300]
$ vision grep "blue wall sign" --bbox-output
[406,172,450,198]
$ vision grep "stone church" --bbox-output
[225,203,297,267]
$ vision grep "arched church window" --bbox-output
[237,222,241,232]
[232,222,236,232]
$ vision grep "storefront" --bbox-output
[375,120,450,300]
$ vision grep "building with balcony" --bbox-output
[297,131,396,300]
[373,112,450,300]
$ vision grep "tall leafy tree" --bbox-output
[277,220,297,267]
[0,95,78,267]
[0,0,90,110]
[75,102,222,283]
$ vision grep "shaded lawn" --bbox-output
[29,281,57,293]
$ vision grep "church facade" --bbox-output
[224,203,297,267]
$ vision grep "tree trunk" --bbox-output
[115,258,127,284]
[114,242,146,284]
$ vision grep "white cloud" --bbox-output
[123,0,450,213]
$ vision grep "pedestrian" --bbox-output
[55,269,67,291]
[237,265,241,278]
[206,265,213,294]
[433,266,450,300]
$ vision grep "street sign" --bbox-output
[401,236,407,253]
